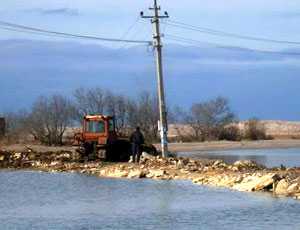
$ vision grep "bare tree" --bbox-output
[73,87,106,121]
[105,92,129,134]
[25,95,75,145]
[126,99,139,131]
[126,92,159,141]
[187,97,236,141]
[137,92,159,141]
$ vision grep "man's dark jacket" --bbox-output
[130,130,145,145]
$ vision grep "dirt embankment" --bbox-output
[3,139,300,154]
[0,147,300,201]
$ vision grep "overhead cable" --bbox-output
[0,20,152,45]
[165,34,300,56]
[164,20,300,45]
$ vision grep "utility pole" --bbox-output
[141,0,169,157]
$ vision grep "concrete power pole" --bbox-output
[141,0,169,157]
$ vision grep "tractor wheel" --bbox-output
[97,149,106,160]
[80,142,96,161]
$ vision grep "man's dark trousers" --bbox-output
[132,143,141,163]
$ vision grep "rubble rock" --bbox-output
[275,179,290,195]
[287,183,299,194]
[217,175,243,187]
[233,160,262,169]
[176,159,185,169]
[193,176,206,184]
[213,160,226,167]
[102,169,129,178]
[128,170,146,179]
[146,169,166,178]
[141,152,155,160]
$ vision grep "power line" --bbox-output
[0,20,152,45]
[118,16,141,41]
[115,16,144,50]
[0,25,82,40]
[164,20,300,46]
[165,34,300,56]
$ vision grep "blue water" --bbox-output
[0,171,299,230]
[180,148,300,168]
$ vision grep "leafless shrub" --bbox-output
[219,125,241,141]
[244,118,268,140]
[0,111,29,144]
[25,95,75,145]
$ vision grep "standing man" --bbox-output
[130,127,145,163]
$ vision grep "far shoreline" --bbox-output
[158,139,300,153]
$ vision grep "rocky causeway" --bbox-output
[1,147,300,201]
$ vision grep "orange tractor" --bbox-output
[74,115,157,162]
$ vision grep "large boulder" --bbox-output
[274,179,290,195]
[233,173,279,192]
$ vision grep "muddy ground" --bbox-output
[3,139,300,154]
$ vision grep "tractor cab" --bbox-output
[82,115,117,145]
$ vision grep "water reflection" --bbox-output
[188,153,267,166]
[180,148,300,168]
[0,171,300,230]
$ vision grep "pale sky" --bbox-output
[1,0,300,50]
[1,1,300,119]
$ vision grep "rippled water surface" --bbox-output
[180,148,300,168]
[0,171,300,230]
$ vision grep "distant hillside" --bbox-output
[1,39,300,120]
[169,120,300,139]
[237,120,300,139]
